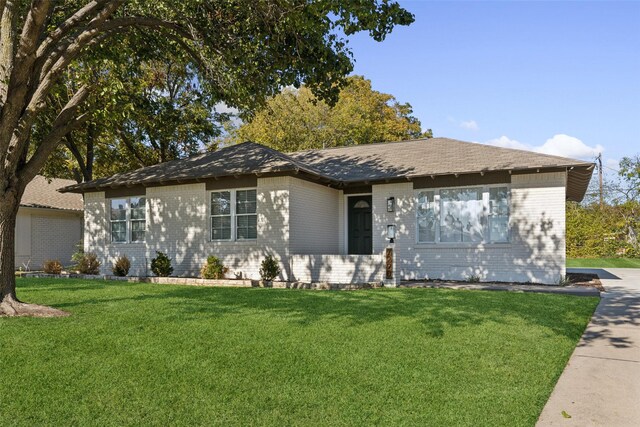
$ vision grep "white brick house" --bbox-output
[17,176,83,269]
[61,138,594,284]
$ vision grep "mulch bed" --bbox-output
[566,272,605,291]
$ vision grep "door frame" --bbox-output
[344,193,373,255]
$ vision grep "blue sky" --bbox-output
[346,0,639,171]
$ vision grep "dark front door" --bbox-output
[348,195,373,255]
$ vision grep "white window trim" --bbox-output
[209,188,257,242]
[109,196,147,244]
[415,184,510,245]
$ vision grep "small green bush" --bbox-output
[77,252,101,275]
[43,260,63,275]
[466,274,481,283]
[200,256,228,279]
[151,251,173,277]
[112,255,131,277]
[259,255,281,282]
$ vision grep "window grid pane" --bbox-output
[440,188,484,243]
[211,215,231,240]
[417,191,436,242]
[236,214,257,240]
[111,221,127,243]
[211,192,231,215]
[236,190,257,215]
[489,187,509,242]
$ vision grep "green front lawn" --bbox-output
[567,257,640,268]
[0,279,597,426]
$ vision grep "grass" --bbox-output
[567,257,640,268]
[0,279,598,426]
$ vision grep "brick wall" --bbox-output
[15,207,82,269]
[83,172,567,284]
[371,172,567,284]
[289,254,385,283]
[289,178,340,254]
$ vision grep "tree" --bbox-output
[615,154,640,203]
[43,56,226,182]
[219,75,431,152]
[0,0,414,316]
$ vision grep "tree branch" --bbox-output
[36,0,111,59]
[19,85,91,183]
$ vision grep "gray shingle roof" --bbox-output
[22,175,83,211]
[289,138,594,181]
[60,142,333,194]
[60,138,594,201]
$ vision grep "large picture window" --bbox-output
[110,196,146,243]
[416,186,509,244]
[210,189,257,241]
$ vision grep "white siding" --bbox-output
[83,172,567,284]
[85,177,294,280]
[289,178,340,254]
[289,254,384,283]
[15,207,82,269]
[371,172,567,284]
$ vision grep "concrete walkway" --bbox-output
[401,281,600,296]
[537,268,640,427]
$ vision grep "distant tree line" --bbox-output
[567,155,639,258]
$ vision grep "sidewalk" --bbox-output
[537,268,640,427]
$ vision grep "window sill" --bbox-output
[413,242,512,249]
[109,242,146,246]
[208,239,257,245]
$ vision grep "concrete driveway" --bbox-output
[537,268,640,427]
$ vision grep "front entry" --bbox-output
[348,195,373,255]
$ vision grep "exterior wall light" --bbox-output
[387,197,395,212]
[387,224,396,244]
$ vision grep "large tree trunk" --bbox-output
[0,184,68,317]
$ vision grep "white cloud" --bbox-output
[485,136,530,151]
[484,134,604,161]
[460,120,479,131]
[536,134,604,159]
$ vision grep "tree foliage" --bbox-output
[0,0,414,314]
[568,155,640,258]
[567,201,639,258]
[219,75,431,152]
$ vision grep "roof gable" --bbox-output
[21,176,83,211]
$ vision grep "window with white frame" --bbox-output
[210,189,257,241]
[417,191,436,243]
[110,196,146,243]
[488,187,510,243]
[416,186,509,244]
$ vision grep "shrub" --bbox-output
[151,251,173,277]
[77,252,101,275]
[200,256,228,279]
[466,274,481,283]
[70,240,84,267]
[112,255,131,277]
[43,260,63,275]
[259,255,281,282]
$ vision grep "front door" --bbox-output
[348,195,373,255]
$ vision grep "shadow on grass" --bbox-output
[19,278,597,342]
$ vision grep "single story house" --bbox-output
[17,175,84,269]
[60,138,594,284]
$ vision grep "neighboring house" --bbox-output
[60,138,594,284]
[17,176,84,269]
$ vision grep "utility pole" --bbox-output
[597,153,604,208]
